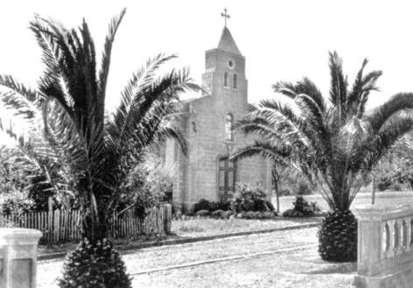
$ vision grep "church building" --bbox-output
[165,21,272,212]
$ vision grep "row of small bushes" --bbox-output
[192,195,323,219]
[195,209,277,219]
[192,184,275,220]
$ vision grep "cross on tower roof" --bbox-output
[221,8,230,27]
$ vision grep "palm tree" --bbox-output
[0,9,197,244]
[236,52,413,262]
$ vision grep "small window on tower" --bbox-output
[233,74,237,89]
[224,72,228,87]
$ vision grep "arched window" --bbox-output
[224,72,228,87]
[233,74,237,89]
[225,113,234,141]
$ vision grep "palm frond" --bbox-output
[352,113,413,172]
[111,62,197,145]
[274,77,325,112]
[366,93,413,133]
[329,51,348,121]
[346,58,382,118]
[155,125,187,155]
[97,8,126,105]
[235,116,284,143]
[230,141,291,166]
[0,75,44,119]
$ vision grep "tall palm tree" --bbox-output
[236,52,413,261]
[0,9,197,243]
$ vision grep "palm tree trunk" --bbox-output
[272,163,280,213]
[82,210,108,243]
[80,191,108,244]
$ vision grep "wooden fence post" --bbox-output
[164,204,172,234]
[48,197,53,245]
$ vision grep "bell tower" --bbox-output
[170,9,270,212]
[201,11,248,112]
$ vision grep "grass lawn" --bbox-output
[172,217,319,238]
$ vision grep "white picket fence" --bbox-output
[0,204,172,245]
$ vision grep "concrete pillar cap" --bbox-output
[0,228,42,244]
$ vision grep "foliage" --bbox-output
[195,209,211,217]
[0,9,198,242]
[373,134,413,191]
[0,146,35,215]
[116,164,159,219]
[0,108,75,211]
[236,52,413,261]
[282,196,321,217]
[231,183,274,213]
[193,199,231,213]
[0,146,29,193]
[230,134,292,213]
[139,151,176,202]
[191,184,274,217]
[276,166,314,195]
[193,199,212,213]
[238,211,274,219]
[58,239,131,288]
[318,210,357,262]
[0,190,34,216]
[238,52,413,211]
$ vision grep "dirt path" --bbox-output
[37,227,356,288]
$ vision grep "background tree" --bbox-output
[0,108,75,210]
[237,52,413,262]
[0,145,35,216]
[373,133,413,192]
[0,9,197,287]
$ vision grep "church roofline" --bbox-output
[216,27,242,56]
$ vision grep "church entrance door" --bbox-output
[218,156,236,201]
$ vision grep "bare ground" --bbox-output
[37,227,356,288]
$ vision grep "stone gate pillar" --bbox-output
[0,228,42,288]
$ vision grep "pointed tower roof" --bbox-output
[217,27,242,55]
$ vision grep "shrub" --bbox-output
[58,239,131,288]
[192,199,231,214]
[191,184,275,219]
[296,182,312,195]
[282,196,320,217]
[376,176,392,191]
[211,209,225,218]
[195,209,210,217]
[117,165,160,219]
[265,200,275,211]
[209,201,231,211]
[231,183,272,213]
[0,190,34,216]
[193,199,212,213]
[279,188,291,196]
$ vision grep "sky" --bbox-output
[1,0,413,143]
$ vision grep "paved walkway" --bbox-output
[37,227,356,288]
